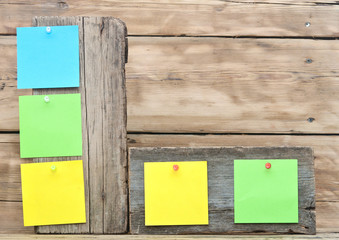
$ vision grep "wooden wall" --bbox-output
[1,0,339,234]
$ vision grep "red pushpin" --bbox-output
[173,164,179,171]
[265,162,271,169]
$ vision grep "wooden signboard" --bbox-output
[31,16,128,234]
[129,147,315,234]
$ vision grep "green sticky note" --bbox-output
[234,159,298,223]
[19,94,82,158]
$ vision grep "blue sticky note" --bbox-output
[17,25,79,89]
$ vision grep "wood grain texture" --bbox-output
[0,202,33,234]
[0,141,31,202]
[32,16,128,234]
[2,36,339,133]
[1,1,339,37]
[0,36,31,131]
[126,37,339,134]
[129,147,315,234]
[0,133,19,143]
[83,17,128,234]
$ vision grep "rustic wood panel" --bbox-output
[83,16,128,234]
[2,37,339,133]
[1,1,339,36]
[32,16,128,234]
[126,37,339,133]
[129,147,315,234]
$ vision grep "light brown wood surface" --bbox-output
[31,16,128,234]
[1,1,339,36]
[0,36,31,131]
[2,36,339,133]
[126,37,339,133]
[1,0,339,236]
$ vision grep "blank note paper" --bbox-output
[17,25,79,89]
[234,159,298,223]
[19,93,82,158]
[21,160,86,226]
[144,161,209,226]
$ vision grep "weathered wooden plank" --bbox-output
[126,37,339,134]
[2,36,339,133]
[127,134,339,203]
[1,1,339,37]
[0,202,34,234]
[32,16,128,234]
[2,233,339,240]
[83,17,128,234]
[129,147,315,234]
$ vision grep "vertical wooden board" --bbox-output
[32,16,89,233]
[83,17,128,234]
[2,1,339,37]
[129,147,315,234]
[31,16,128,234]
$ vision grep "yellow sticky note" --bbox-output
[144,161,209,226]
[21,160,86,226]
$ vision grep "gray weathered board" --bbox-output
[129,147,315,235]
[32,16,128,234]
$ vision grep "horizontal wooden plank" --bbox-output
[126,37,339,133]
[1,233,339,239]
[0,134,19,143]
[0,202,33,234]
[127,134,339,202]
[2,36,339,133]
[1,1,339,36]
[129,147,315,234]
